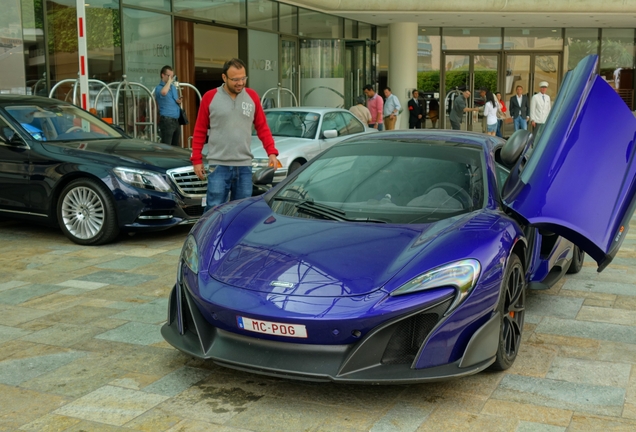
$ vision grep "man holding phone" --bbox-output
[154,65,182,146]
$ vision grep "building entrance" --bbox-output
[442,52,499,132]
[174,21,239,145]
[503,53,561,136]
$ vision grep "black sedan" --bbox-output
[0,96,206,245]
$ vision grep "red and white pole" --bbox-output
[76,0,89,110]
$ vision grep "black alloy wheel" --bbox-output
[489,253,526,371]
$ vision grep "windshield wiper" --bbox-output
[272,196,386,223]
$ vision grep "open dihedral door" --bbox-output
[502,55,636,272]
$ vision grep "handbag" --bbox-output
[178,108,188,126]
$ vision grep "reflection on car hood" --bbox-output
[251,136,311,158]
[207,199,471,297]
[43,139,193,170]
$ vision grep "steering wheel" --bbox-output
[65,126,84,134]
[424,182,472,209]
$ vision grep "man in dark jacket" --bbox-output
[408,89,426,129]
[508,85,530,131]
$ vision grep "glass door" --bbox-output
[442,53,499,132]
[345,41,366,109]
[504,53,561,136]
[280,37,298,107]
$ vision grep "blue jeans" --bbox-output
[369,123,384,131]
[513,116,528,131]
[204,165,253,212]
[496,119,503,137]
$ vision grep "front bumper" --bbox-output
[161,281,499,384]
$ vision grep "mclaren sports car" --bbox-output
[162,55,636,383]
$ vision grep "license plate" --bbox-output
[237,316,307,338]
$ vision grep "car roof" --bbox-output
[338,129,501,151]
[0,95,71,108]
[264,107,350,114]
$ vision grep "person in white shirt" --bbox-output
[480,87,498,136]
[530,81,552,133]
[383,87,402,130]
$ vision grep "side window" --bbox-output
[341,112,365,134]
[0,116,21,144]
[321,112,348,137]
[495,163,510,196]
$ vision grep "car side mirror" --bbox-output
[252,167,275,185]
[0,127,23,145]
[501,129,532,168]
[111,124,130,138]
[323,129,338,139]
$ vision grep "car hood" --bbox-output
[207,199,478,297]
[42,139,193,170]
[251,136,312,158]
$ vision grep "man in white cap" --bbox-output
[530,81,551,133]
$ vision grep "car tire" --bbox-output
[566,245,584,274]
[57,178,119,246]
[489,253,526,371]
[288,160,303,176]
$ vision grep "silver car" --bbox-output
[251,107,376,183]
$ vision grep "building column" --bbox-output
[388,22,418,130]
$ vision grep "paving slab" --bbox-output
[0,216,635,430]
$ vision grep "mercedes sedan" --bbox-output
[251,107,375,183]
[0,96,206,245]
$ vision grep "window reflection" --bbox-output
[247,0,277,32]
[2,0,26,94]
[46,0,122,97]
[299,9,342,38]
[600,29,634,110]
[504,28,562,51]
[173,0,245,25]
[564,28,599,71]
[442,28,502,50]
[279,3,297,35]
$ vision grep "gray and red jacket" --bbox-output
[190,85,278,166]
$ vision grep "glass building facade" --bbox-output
[3,0,635,119]
[3,0,377,112]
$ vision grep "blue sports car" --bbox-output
[162,55,636,383]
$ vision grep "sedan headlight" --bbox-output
[391,259,481,313]
[181,235,199,274]
[252,158,270,170]
[252,157,286,170]
[113,167,172,192]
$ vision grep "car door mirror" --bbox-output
[0,127,23,145]
[252,167,275,185]
[111,124,130,138]
[323,129,338,139]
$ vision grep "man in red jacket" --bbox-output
[191,58,279,212]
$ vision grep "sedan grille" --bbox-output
[167,166,207,197]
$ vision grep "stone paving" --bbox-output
[1,216,636,432]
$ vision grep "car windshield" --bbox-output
[5,104,123,142]
[269,139,486,224]
[258,111,320,139]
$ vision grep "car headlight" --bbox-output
[113,167,172,192]
[181,235,199,274]
[391,259,481,313]
[252,158,270,170]
[252,157,286,170]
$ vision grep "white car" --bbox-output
[251,107,376,183]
